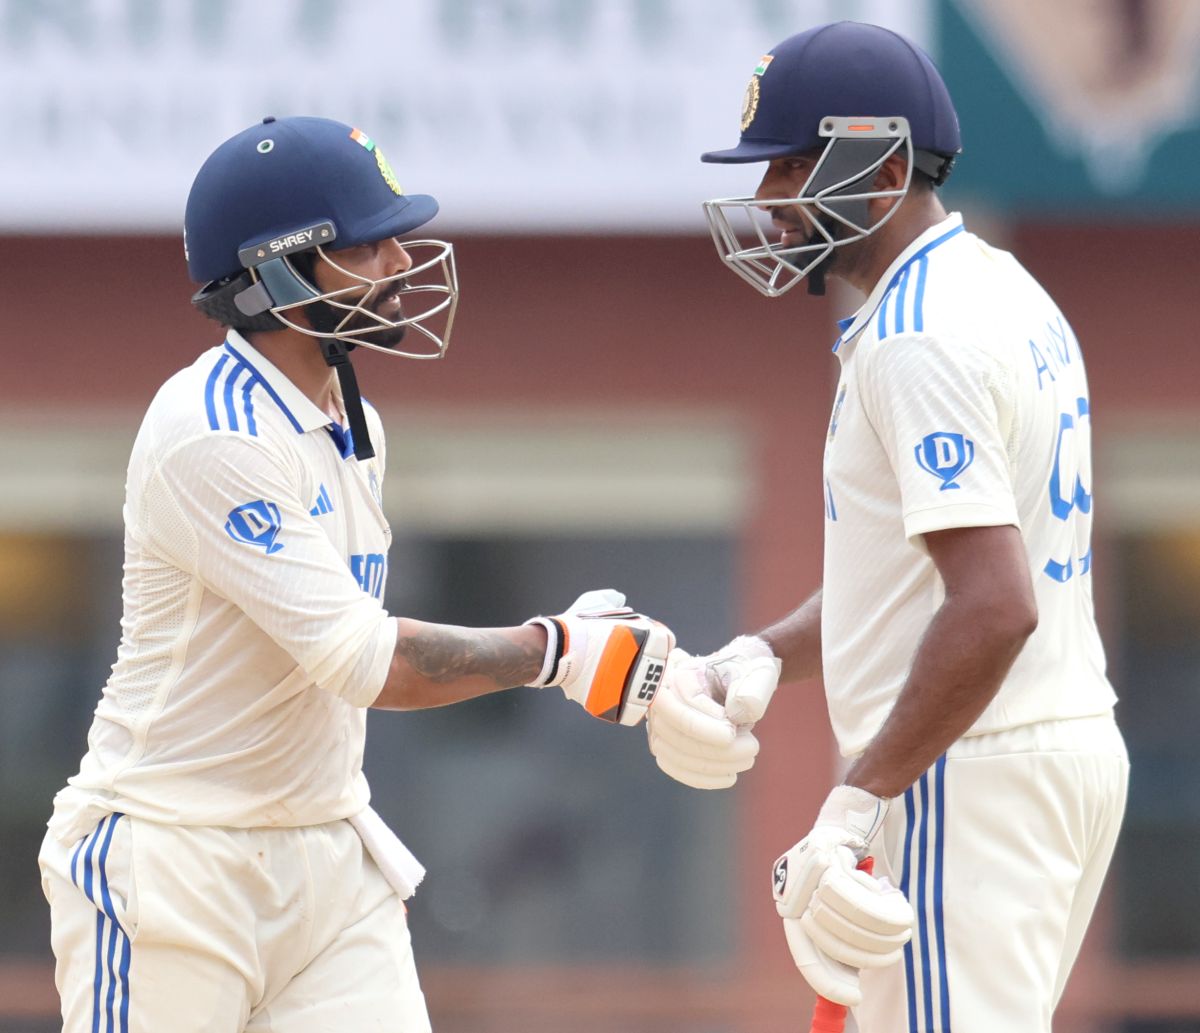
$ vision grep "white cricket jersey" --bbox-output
[49,332,398,843]
[822,213,1116,757]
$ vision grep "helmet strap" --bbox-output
[318,338,376,462]
[806,226,830,296]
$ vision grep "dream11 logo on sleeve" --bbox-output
[915,432,976,491]
[224,500,284,554]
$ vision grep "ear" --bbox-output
[874,152,909,191]
[869,153,911,218]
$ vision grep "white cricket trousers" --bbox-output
[854,713,1128,1033]
[38,815,432,1033]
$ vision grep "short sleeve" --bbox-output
[135,433,395,706]
[858,334,1019,543]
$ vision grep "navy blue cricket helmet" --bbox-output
[185,115,456,357]
[700,22,961,298]
[186,115,440,285]
[184,115,460,460]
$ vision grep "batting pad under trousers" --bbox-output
[39,816,432,1033]
[854,713,1128,1033]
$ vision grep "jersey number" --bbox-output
[1045,396,1092,583]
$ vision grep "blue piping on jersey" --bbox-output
[241,376,258,436]
[223,363,241,432]
[205,354,261,436]
[834,223,964,351]
[204,355,229,431]
[913,256,930,333]
[895,265,911,334]
[876,289,891,340]
[223,340,305,434]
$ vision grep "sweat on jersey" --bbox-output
[822,213,1116,758]
[49,332,398,843]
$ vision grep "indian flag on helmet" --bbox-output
[350,127,404,196]
[754,55,774,76]
[349,127,376,151]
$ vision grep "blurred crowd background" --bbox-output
[2,1,1199,1031]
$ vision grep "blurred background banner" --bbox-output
[0,0,930,233]
[7,0,1200,232]
[942,0,1200,212]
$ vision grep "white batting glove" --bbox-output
[707,634,781,726]
[782,917,863,1007]
[525,589,674,726]
[773,786,914,980]
[646,637,780,789]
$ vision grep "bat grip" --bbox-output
[807,856,875,1033]
[810,996,850,1033]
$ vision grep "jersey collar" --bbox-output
[832,212,965,355]
[223,331,334,434]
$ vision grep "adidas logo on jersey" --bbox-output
[309,484,334,516]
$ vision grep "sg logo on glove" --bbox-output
[772,856,789,896]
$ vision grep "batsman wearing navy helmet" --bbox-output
[38,115,673,1033]
[647,23,1128,1032]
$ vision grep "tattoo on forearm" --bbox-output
[397,627,543,687]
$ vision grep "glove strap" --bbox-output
[524,616,566,688]
[725,634,777,663]
[817,785,890,846]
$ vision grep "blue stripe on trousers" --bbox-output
[76,814,129,1033]
[900,760,953,1033]
[92,910,103,1033]
[916,773,934,1031]
[934,755,951,1031]
[901,786,918,1033]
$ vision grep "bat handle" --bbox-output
[807,856,875,1033]
[810,996,850,1033]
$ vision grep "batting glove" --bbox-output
[782,917,864,1007]
[773,786,914,980]
[646,637,780,789]
[525,589,674,726]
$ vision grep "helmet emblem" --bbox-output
[740,55,773,132]
[373,147,403,196]
[350,127,404,196]
[741,76,760,132]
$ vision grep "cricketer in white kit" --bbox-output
[39,116,674,1033]
[646,22,1128,1033]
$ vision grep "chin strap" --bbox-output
[318,338,376,462]
[806,228,831,296]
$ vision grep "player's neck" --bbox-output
[839,192,949,296]
[245,329,341,420]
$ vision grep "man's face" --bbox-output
[754,152,823,249]
[309,236,415,347]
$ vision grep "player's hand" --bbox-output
[782,915,864,1007]
[646,638,780,789]
[525,589,674,726]
[773,786,913,979]
[709,634,782,726]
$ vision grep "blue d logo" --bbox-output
[915,432,975,491]
[224,500,284,554]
